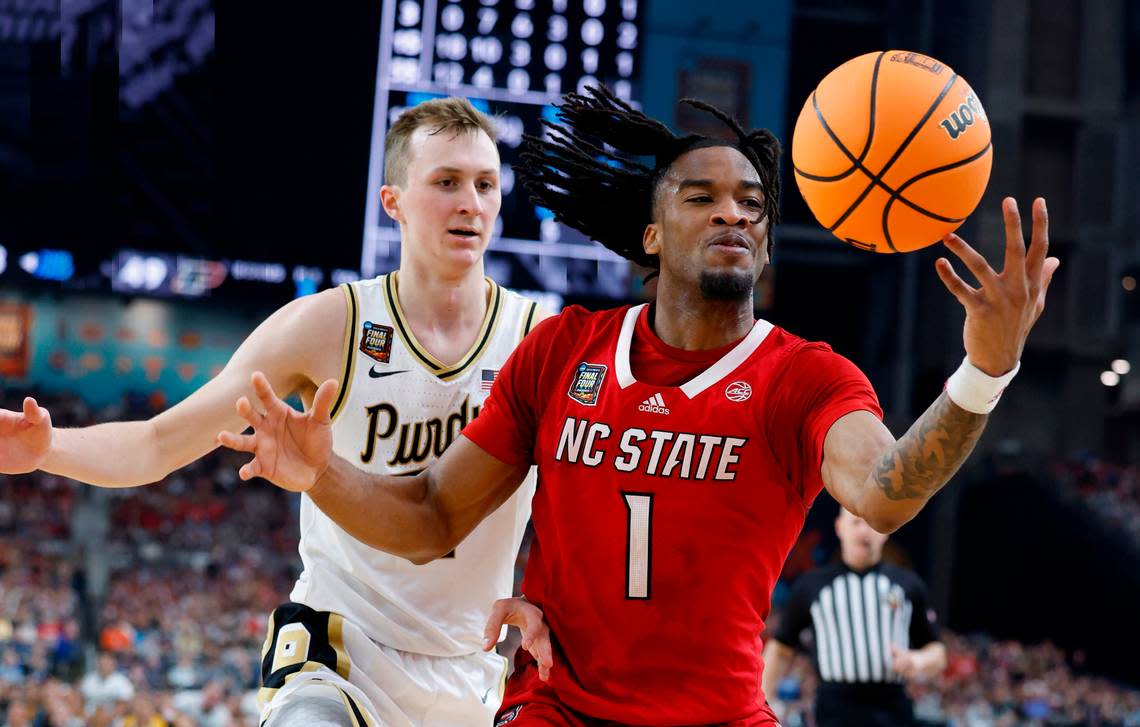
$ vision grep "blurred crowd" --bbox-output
[0,392,298,725]
[0,391,1139,725]
[1053,457,1140,546]
[771,631,1140,727]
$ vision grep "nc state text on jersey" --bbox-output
[555,416,748,481]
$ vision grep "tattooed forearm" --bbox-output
[874,392,987,501]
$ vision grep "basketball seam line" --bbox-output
[825,72,961,251]
[880,141,993,250]
[794,51,886,183]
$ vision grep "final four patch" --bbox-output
[567,362,607,406]
[359,321,394,363]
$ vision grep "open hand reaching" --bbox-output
[936,197,1061,376]
[217,372,338,492]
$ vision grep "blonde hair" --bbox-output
[384,97,499,186]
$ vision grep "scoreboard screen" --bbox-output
[362,0,642,299]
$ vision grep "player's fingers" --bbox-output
[943,234,997,287]
[251,371,282,412]
[934,258,978,305]
[1033,257,1061,321]
[504,599,541,643]
[1024,198,1049,289]
[1041,257,1060,292]
[21,397,45,425]
[235,396,263,427]
[1000,197,1027,283]
[1001,196,1025,251]
[217,431,256,453]
[311,379,339,425]
[529,626,553,682]
[238,458,261,481]
[509,601,553,681]
[483,599,510,651]
[517,609,542,650]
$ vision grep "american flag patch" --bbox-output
[480,368,498,392]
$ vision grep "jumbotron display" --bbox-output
[362,0,642,299]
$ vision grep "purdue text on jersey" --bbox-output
[360,396,480,466]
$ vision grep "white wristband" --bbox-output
[944,357,1020,414]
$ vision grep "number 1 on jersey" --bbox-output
[622,492,654,599]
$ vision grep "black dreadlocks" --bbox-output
[516,85,782,272]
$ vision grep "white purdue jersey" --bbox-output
[289,272,539,657]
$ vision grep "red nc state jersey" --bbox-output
[464,304,881,725]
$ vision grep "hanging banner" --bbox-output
[0,303,32,378]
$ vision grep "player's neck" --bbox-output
[651,279,754,350]
[393,262,490,358]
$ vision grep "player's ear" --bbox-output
[643,223,661,256]
[380,185,403,223]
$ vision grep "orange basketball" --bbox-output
[791,50,992,253]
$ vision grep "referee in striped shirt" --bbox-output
[762,508,946,726]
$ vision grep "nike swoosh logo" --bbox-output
[481,687,493,704]
[368,367,407,379]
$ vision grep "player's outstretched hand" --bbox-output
[0,397,53,474]
[936,197,1061,376]
[217,372,337,492]
[484,596,553,682]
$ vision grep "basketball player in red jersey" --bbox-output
[219,87,1059,726]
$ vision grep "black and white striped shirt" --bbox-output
[771,562,939,685]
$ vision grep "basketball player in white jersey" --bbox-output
[0,97,552,726]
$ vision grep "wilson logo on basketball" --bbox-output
[725,381,752,402]
[940,93,988,141]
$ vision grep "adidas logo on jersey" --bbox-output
[638,393,670,415]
